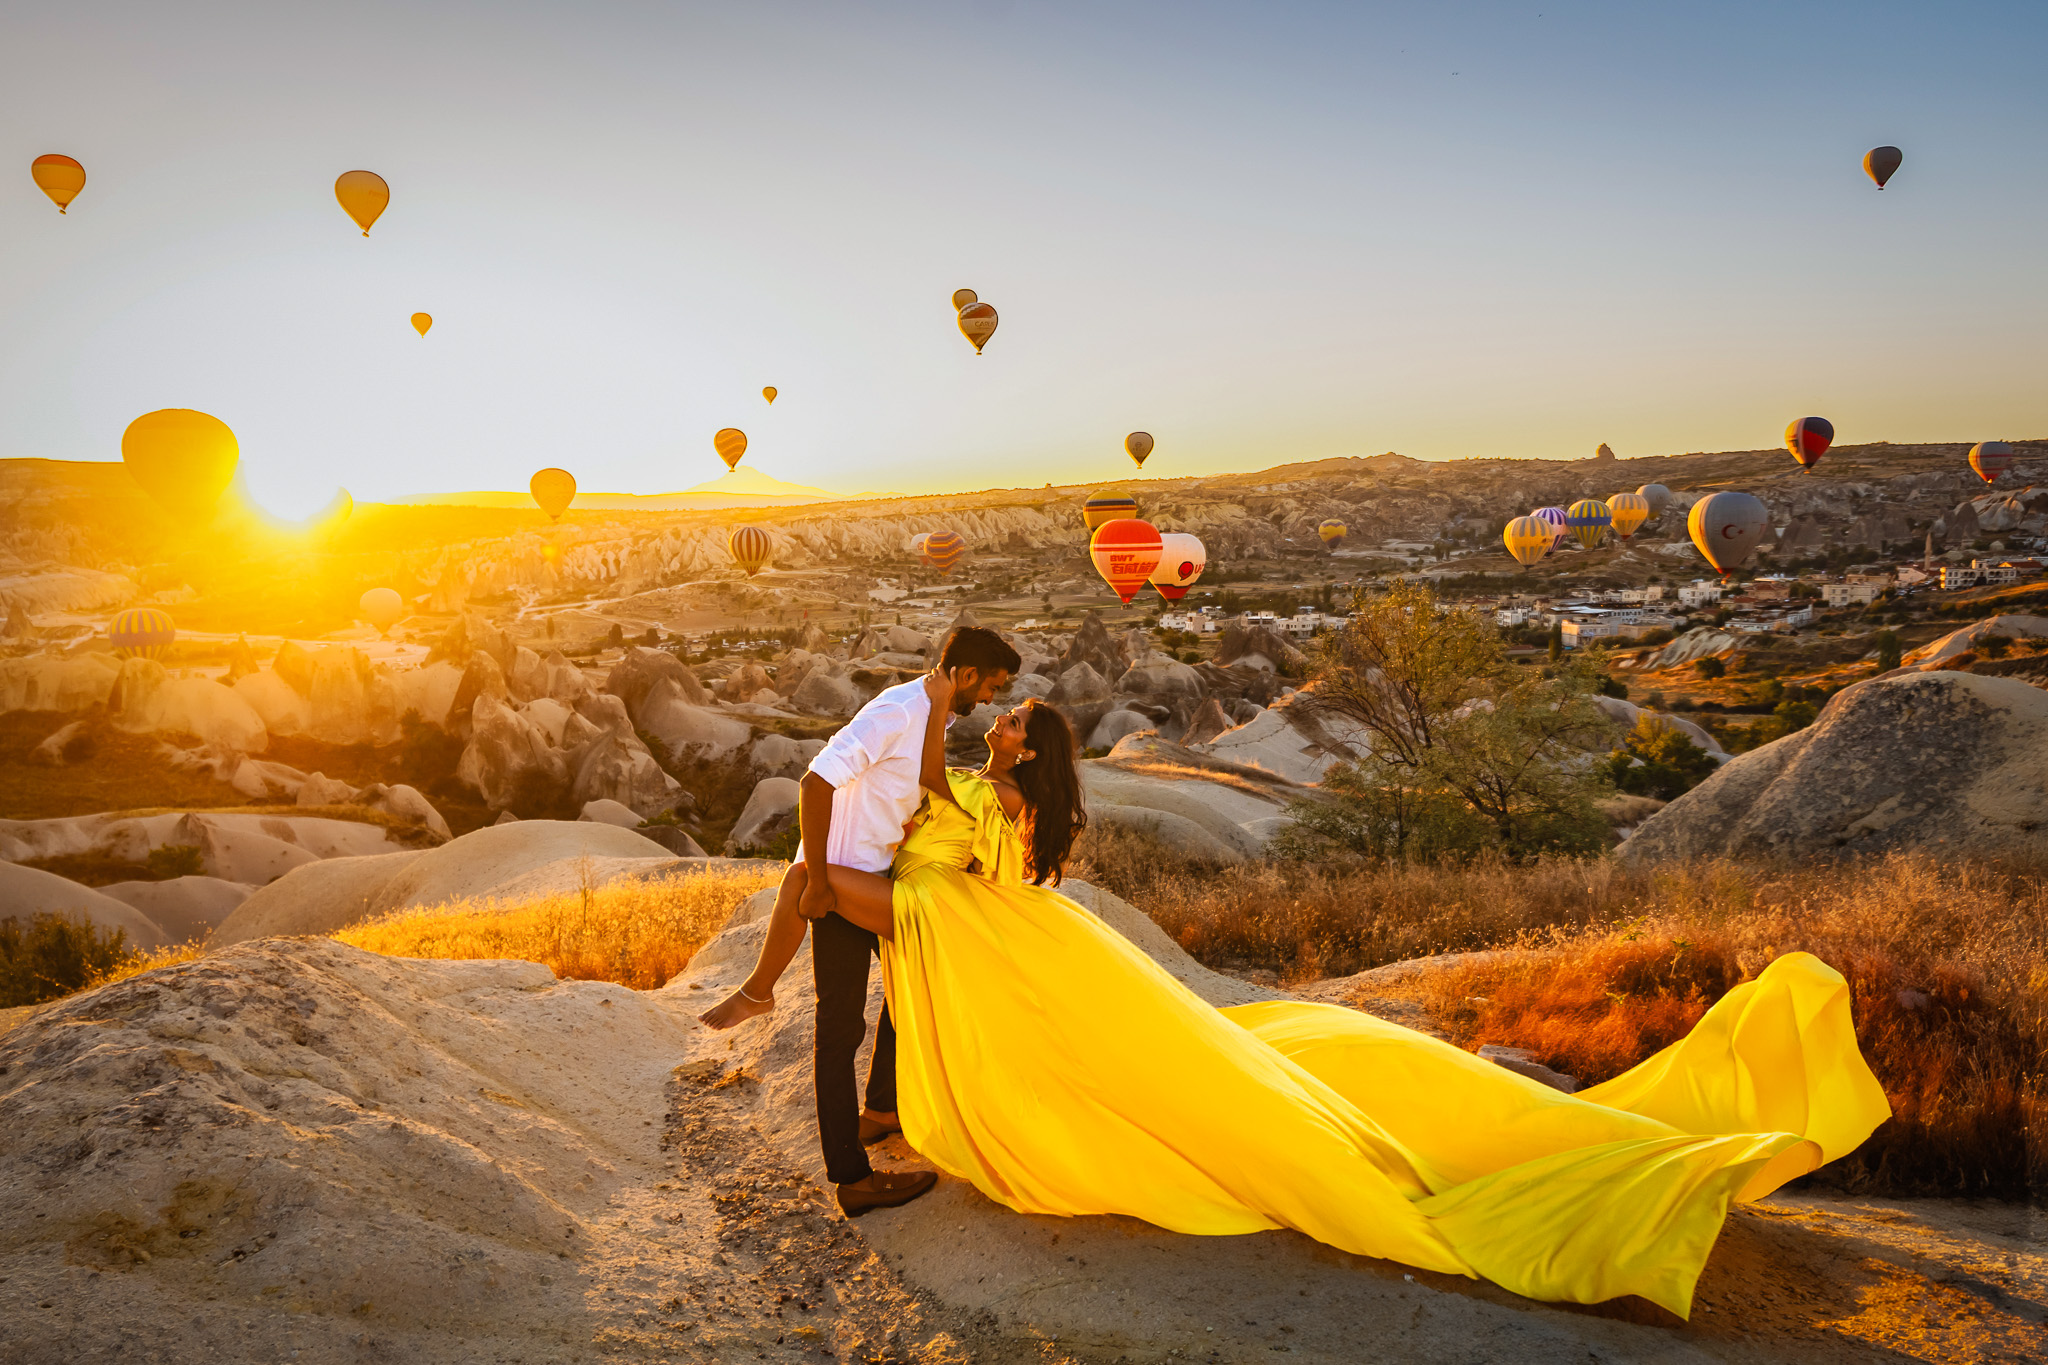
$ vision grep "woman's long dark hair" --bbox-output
[1010,701,1086,886]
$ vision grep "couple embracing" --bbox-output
[702,627,1891,1316]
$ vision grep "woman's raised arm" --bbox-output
[920,667,962,808]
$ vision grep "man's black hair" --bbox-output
[940,626,1021,676]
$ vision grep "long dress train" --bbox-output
[878,772,1891,1318]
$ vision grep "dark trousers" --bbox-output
[812,909,897,1185]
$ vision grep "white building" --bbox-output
[1559,618,1617,648]
[1158,612,1216,635]
[1940,564,1981,590]
[1495,606,1532,628]
[1975,560,2019,586]
[1677,582,1724,608]
[1822,582,1882,608]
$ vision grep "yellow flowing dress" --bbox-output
[882,773,1891,1318]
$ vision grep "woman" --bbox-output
[711,669,1891,1318]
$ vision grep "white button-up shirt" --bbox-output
[801,677,949,874]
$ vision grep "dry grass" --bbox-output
[333,862,782,990]
[1079,826,2047,1201]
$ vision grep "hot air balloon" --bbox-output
[1637,484,1672,519]
[411,313,432,337]
[1969,442,2015,485]
[1125,432,1154,468]
[530,467,577,521]
[109,608,176,660]
[1502,515,1551,567]
[1317,519,1347,548]
[729,525,772,577]
[1151,533,1207,601]
[359,587,404,635]
[121,410,239,521]
[1607,491,1651,540]
[1687,491,1770,575]
[762,387,777,405]
[334,170,389,236]
[1090,519,1163,604]
[1785,417,1833,471]
[1565,499,1612,549]
[911,532,932,564]
[31,155,85,213]
[714,428,748,471]
[1864,146,1902,189]
[957,301,998,354]
[1533,506,1569,548]
[924,530,967,575]
[951,288,978,311]
[1082,494,1138,531]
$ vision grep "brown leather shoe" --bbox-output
[859,1114,903,1146]
[836,1169,936,1217]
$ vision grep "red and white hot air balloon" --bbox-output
[1090,520,1163,604]
[1150,533,1206,601]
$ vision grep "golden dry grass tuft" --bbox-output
[333,862,783,990]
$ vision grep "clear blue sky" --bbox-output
[3,1,2043,516]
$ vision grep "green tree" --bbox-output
[1603,713,1719,801]
[1695,656,1726,680]
[1547,621,1564,661]
[1874,629,1903,672]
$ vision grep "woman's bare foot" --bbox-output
[698,986,773,1030]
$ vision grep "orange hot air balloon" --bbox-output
[924,530,967,575]
[957,301,998,353]
[729,525,772,577]
[359,587,404,635]
[31,155,86,213]
[109,608,176,660]
[335,170,389,236]
[530,467,577,521]
[1607,491,1651,540]
[411,313,432,337]
[1968,442,2014,485]
[1090,519,1163,604]
[951,288,978,311]
[762,387,777,405]
[1125,432,1154,468]
[714,428,748,471]
[1502,516,1550,567]
[121,409,240,521]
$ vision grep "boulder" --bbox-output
[455,693,569,813]
[1080,760,1295,860]
[109,661,270,756]
[724,777,800,854]
[1087,709,1155,751]
[0,653,119,713]
[1049,661,1111,706]
[296,772,360,806]
[1903,614,2048,670]
[0,863,172,950]
[1622,671,2048,864]
[97,876,253,944]
[882,625,932,657]
[448,649,511,729]
[790,667,862,717]
[749,733,824,781]
[569,729,683,818]
[355,783,454,840]
[28,720,90,767]
[637,679,751,762]
[1004,672,1055,702]
[505,646,548,704]
[305,648,375,745]
[232,670,312,736]
[635,824,709,858]
[230,758,308,801]
[1181,697,1235,746]
[578,798,644,828]
[1194,687,1368,784]
[385,661,465,730]
[1216,623,1308,676]
[272,639,315,695]
[1116,652,1206,704]
[522,697,573,747]
[1060,611,1129,683]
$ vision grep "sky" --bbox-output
[2,1,2045,517]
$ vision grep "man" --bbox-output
[800,626,1019,1215]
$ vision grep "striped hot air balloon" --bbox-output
[728,525,772,577]
[714,428,748,471]
[1082,494,1138,532]
[1317,519,1347,547]
[1150,533,1206,601]
[1785,417,1833,471]
[1565,499,1612,549]
[1607,492,1651,540]
[1502,516,1551,567]
[1969,442,2015,485]
[1090,520,1163,604]
[1534,506,1568,546]
[923,530,967,575]
[110,608,176,660]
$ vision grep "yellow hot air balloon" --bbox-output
[530,467,577,521]
[121,410,240,521]
[1502,515,1550,567]
[1125,432,1154,468]
[1607,491,1651,540]
[411,312,432,337]
[729,525,772,577]
[714,428,748,471]
[1564,499,1612,549]
[762,387,777,405]
[359,587,404,635]
[31,155,86,213]
[957,301,998,354]
[951,288,978,311]
[109,608,176,660]
[335,170,389,236]
[1317,519,1347,547]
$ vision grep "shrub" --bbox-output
[1695,656,1725,679]
[1980,634,2014,660]
[0,914,134,1008]
[1603,714,1718,801]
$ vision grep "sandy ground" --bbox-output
[0,897,2039,1364]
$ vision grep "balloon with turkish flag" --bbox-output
[1090,519,1163,604]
